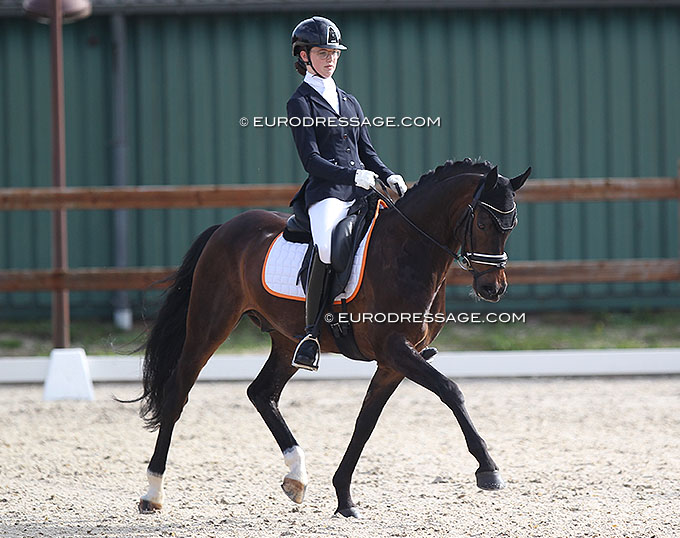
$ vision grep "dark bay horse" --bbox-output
[133,159,530,517]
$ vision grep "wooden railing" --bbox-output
[1,176,679,293]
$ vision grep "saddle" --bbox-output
[283,193,380,362]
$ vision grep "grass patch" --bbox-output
[0,310,678,357]
[0,338,22,350]
[430,310,680,351]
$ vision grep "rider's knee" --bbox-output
[316,241,332,264]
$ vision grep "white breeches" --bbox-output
[308,197,354,264]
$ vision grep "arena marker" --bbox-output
[43,348,95,401]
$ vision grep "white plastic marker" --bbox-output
[43,348,95,401]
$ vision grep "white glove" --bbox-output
[386,174,408,197]
[354,169,377,190]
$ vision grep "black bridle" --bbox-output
[371,174,516,282]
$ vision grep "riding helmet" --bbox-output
[291,16,347,57]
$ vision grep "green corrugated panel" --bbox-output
[580,10,608,299]
[633,9,663,299]
[1,8,679,319]
[660,9,680,299]
[64,17,113,310]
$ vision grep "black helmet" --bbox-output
[291,16,347,57]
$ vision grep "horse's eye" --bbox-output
[477,221,486,230]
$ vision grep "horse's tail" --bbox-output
[138,224,221,431]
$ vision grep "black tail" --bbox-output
[138,224,221,431]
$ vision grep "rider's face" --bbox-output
[301,47,340,78]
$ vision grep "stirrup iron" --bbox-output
[292,334,320,371]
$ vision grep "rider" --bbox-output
[287,16,407,371]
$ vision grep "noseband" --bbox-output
[371,175,516,281]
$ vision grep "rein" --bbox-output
[370,175,512,280]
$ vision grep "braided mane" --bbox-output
[397,158,495,205]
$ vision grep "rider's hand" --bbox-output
[386,174,408,197]
[354,169,377,190]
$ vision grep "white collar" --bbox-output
[303,72,337,95]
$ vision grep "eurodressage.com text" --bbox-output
[239,116,441,128]
[326,312,526,324]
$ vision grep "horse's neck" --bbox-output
[399,176,476,248]
[384,176,477,281]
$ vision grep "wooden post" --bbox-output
[50,0,70,348]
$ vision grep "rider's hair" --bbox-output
[295,57,307,75]
[294,49,308,76]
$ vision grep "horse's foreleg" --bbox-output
[384,334,505,490]
[246,333,306,503]
[333,367,404,518]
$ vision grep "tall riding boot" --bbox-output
[292,248,333,371]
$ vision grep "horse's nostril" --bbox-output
[481,285,497,296]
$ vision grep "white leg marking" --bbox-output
[140,470,164,505]
[283,445,308,486]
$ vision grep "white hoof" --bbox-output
[281,477,306,504]
[138,499,162,513]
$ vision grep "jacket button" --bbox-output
[350,160,355,166]
[346,148,351,152]
[343,134,348,139]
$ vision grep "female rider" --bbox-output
[287,16,407,371]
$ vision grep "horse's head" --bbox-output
[459,165,530,302]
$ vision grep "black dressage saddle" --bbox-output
[282,193,380,362]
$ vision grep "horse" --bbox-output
[132,158,531,518]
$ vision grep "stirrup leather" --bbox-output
[292,334,320,371]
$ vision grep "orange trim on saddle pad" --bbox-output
[261,200,386,304]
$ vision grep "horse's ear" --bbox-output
[484,166,499,191]
[510,167,531,191]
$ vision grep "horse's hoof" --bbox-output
[281,477,306,504]
[476,470,506,490]
[334,506,361,518]
[138,499,162,513]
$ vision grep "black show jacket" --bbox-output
[287,81,394,209]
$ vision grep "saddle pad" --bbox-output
[262,212,379,304]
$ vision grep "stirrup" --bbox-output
[292,334,320,371]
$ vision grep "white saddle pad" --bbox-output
[262,224,375,304]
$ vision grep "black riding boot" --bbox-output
[292,248,333,371]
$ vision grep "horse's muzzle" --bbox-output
[476,280,507,303]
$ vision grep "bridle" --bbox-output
[370,174,517,282]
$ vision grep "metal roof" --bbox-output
[2,0,680,17]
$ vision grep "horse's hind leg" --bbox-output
[333,366,404,518]
[246,333,307,503]
[384,333,505,491]
[139,295,243,513]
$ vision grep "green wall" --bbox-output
[1,7,679,318]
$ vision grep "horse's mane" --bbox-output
[397,158,495,204]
